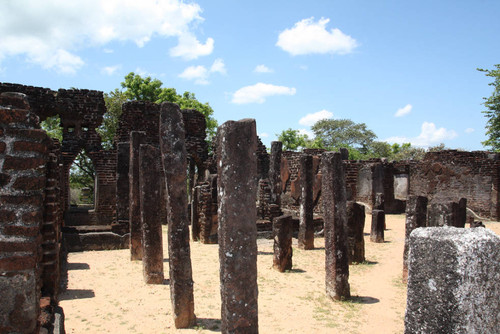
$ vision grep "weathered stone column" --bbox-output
[159,103,196,328]
[339,147,349,160]
[427,199,467,228]
[129,131,146,260]
[273,215,293,272]
[116,142,130,227]
[405,227,500,334]
[346,201,365,264]
[269,141,282,206]
[191,185,200,241]
[217,119,258,333]
[139,144,164,284]
[322,152,350,300]
[370,210,385,243]
[298,154,314,250]
[403,195,427,282]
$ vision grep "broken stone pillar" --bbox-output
[159,103,196,328]
[405,227,500,334]
[374,192,386,230]
[403,195,428,282]
[269,141,282,206]
[217,119,258,333]
[322,152,350,300]
[346,201,365,264]
[139,144,164,284]
[370,210,385,243]
[116,142,130,228]
[298,154,314,250]
[129,131,146,261]
[273,215,293,272]
[427,199,467,228]
[339,147,349,160]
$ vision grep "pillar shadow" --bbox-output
[163,258,170,263]
[285,268,306,273]
[195,318,222,332]
[59,289,95,301]
[257,251,273,256]
[67,262,90,270]
[163,278,170,285]
[349,295,380,304]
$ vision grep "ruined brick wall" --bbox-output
[256,137,270,180]
[0,93,51,333]
[409,150,500,220]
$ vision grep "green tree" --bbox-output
[478,65,500,152]
[40,115,63,142]
[311,119,376,153]
[276,128,309,151]
[100,89,128,149]
[391,143,425,161]
[369,141,393,158]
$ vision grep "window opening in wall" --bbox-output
[69,150,95,209]
[40,115,63,142]
[67,126,75,133]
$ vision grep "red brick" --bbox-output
[3,156,46,170]
[0,195,43,207]
[0,255,36,271]
[12,176,46,191]
[0,109,29,124]
[0,173,10,187]
[21,211,43,223]
[0,210,16,223]
[5,128,47,141]
[13,141,47,154]
[0,241,37,252]
[3,226,39,237]
[0,141,5,153]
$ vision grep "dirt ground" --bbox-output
[59,215,500,334]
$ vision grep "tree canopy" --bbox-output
[478,64,500,152]
[311,118,376,153]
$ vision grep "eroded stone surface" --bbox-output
[403,195,428,282]
[129,131,146,261]
[346,201,365,264]
[217,119,258,334]
[298,155,314,250]
[159,102,196,328]
[405,227,500,334]
[273,215,293,272]
[370,209,385,243]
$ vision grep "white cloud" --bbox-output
[298,128,314,138]
[101,65,121,76]
[259,132,269,138]
[232,83,296,104]
[135,67,154,78]
[179,58,226,85]
[276,17,357,56]
[210,58,226,74]
[103,48,114,54]
[254,64,274,73]
[395,104,412,117]
[385,122,458,147]
[299,109,333,126]
[465,128,475,134]
[0,0,213,73]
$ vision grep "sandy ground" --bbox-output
[59,215,500,334]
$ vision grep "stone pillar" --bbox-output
[191,186,200,241]
[339,147,349,160]
[159,103,196,328]
[372,163,384,203]
[322,152,350,301]
[370,210,385,243]
[116,142,130,221]
[374,192,386,230]
[298,154,314,250]
[427,199,467,228]
[403,195,427,282]
[346,201,365,264]
[269,141,282,206]
[139,144,164,284]
[217,119,258,333]
[129,131,146,260]
[405,227,500,334]
[273,215,293,272]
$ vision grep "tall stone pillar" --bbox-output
[273,215,293,272]
[346,201,365,264]
[139,144,164,284]
[191,186,200,241]
[217,119,258,333]
[322,152,350,301]
[403,195,428,282]
[129,131,146,260]
[116,142,130,227]
[298,154,314,250]
[269,141,282,206]
[159,103,196,328]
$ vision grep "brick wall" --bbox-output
[0,92,51,333]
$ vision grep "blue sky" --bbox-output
[1,0,499,151]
